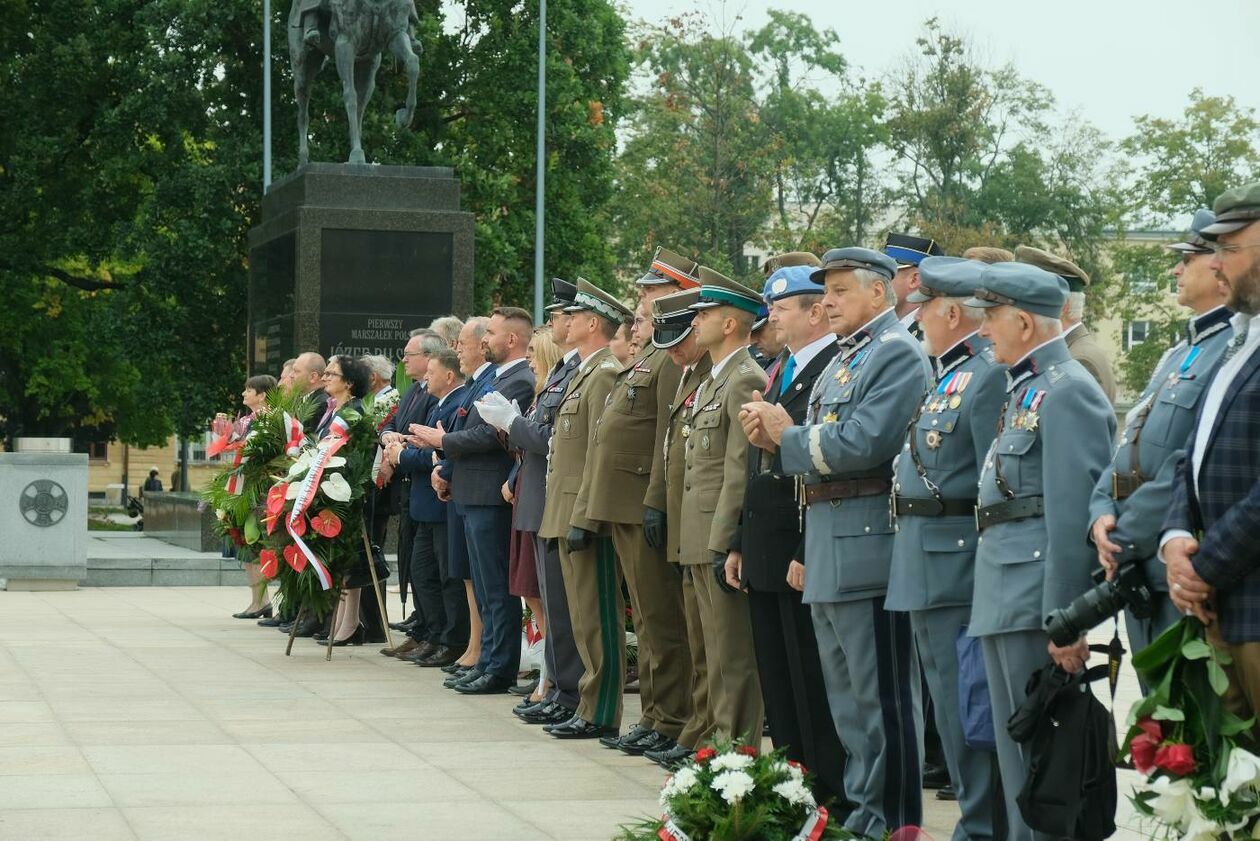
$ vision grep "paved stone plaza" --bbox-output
[0,585,1158,840]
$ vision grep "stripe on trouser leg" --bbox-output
[594,537,620,726]
[871,601,922,830]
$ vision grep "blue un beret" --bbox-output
[907,257,987,304]
[810,247,898,284]
[964,262,1068,319]
[763,265,819,304]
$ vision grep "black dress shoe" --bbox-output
[293,617,321,638]
[508,677,539,697]
[443,668,482,689]
[512,697,537,713]
[936,783,958,801]
[388,612,418,631]
[519,703,564,725]
[233,605,273,619]
[646,742,692,769]
[455,673,512,695]
[622,730,674,757]
[440,661,467,675]
[922,762,950,789]
[313,631,329,642]
[599,723,652,750]
[548,716,617,740]
[321,625,366,647]
[257,615,284,627]
[416,646,460,668]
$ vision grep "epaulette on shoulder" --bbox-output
[1048,368,1067,384]
[737,362,752,374]
[600,360,619,370]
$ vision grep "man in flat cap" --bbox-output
[1014,245,1117,404]
[741,246,931,838]
[532,280,634,737]
[887,256,1006,840]
[644,289,717,769]
[885,231,946,341]
[730,264,846,805]
[478,277,586,723]
[1090,211,1232,669]
[1162,181,1260,736]
[569,248,697,758]
[965,263,1115,841]
[678,267,768,746]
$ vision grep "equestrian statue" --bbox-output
[288,0,421,165]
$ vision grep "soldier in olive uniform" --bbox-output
[571,248,699,757]
[643,290,716,769]
[964,263,1116,841]
[1090,210,1233,660]
[678,268,768,746]
[888,257,1006,841]
[535,279,634,739]
[1014,246,1117,404]
[741,247,932,838]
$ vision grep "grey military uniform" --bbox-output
[779,307,932,839]
[969,337,1116,841]
[1088,306,1233,657]
[888,334,1005,841]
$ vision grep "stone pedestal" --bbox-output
[0,451,88,590]
[247,163,475,374]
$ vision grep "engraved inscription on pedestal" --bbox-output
[20,480,69,528]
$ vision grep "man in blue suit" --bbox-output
[413,308,538,694]
[387,348,468,667]
[1163,181,1260,731]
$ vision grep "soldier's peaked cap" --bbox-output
[688,267,763,314]
[964,262,1068,319]
[651,289,700,349]
[884,232,946,268]
[638,247,700,289]
[544,277,577,312]
[907,257,987,304]
[1014,245,1090,292]
[563,278,633,324]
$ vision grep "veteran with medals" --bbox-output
[741,247,932,838]
[887,257,1006,841]
[965,263,1116,841]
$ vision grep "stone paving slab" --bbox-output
[0,587,1163,840]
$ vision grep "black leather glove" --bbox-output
[565,526,594,553]
[713,551,737,594]
[643,507,667,551]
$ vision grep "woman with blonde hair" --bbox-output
[526,327,562,393]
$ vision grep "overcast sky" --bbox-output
[615,0,1260,141]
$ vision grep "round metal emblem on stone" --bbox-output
[20,480,69,527]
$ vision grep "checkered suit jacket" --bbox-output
[1164,355,1260,643]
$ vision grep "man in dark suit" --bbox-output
[729,265,845,805]
[387,348,468,667]
[413,308,537,694]
[1164,181,1260,730]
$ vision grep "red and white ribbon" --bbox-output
[790,806,829,841]
[657,819,691,841]
[282,412,306,456]
[286,416,351,590]
[224,448,248,495]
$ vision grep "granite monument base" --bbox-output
[0,450,88,590]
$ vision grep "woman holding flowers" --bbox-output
[228,374,277,619]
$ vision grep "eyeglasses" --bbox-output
[1211,242,1260,256]
[402,351,423,358]
[322,370,343,379]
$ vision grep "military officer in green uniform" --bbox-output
[571,247,698,757]
[888,256,1006,841]
[1090,210,1233,660]
[678,267,768,746]
[965,263,1116,841]
[535,279,634,739]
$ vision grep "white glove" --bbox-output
[476,391,521,431]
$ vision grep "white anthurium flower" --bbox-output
[325,455,346,469]
[710,770,755,805]
[1180,799,1245,841]
[285,481,302,500]
[1222,748,1260,805]
[773,779,816,808]
[286,450,315,479]
[710,752,754,772]
[1146,776,1194,828]
[320,472,352,502]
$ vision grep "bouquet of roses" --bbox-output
[1122,617,1260,839]
[616,742,852,841]
[257,402,379,619]
[202,389,311,564]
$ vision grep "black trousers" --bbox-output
[410,520,467,649]
[396,510,423,624]
[747,586,848,808]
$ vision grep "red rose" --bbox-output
[283,543,308,573]
[1130,732,1159,775]
[1154,743,1196,777]
[694,748,717,763]
[1137,717,1162,742]
[266,483,289,517]
[736,745,758,757]
[310,510,342,538]
[258,549,279,579]
[787,759,808,773]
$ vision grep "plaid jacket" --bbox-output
[1164,355,1260,643]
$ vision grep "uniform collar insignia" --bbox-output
[1187,306,1232,345]
[932,333,979,379]
[1005,357,1038,393]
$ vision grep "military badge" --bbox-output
[925,430,942,449]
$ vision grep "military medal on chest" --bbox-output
[834,348,870,384]
[1011,386,1045,430]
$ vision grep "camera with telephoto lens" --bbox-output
[1044,562,1153,647]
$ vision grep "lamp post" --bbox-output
[263,0,273,191]
[532,0,546,323]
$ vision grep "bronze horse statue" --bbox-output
[288,0,420,165]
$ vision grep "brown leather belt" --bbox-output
[893,496,975,518]
[1112,473,1144,501]
[804,478,891,505]
[975,496,1045,530]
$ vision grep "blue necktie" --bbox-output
[779,354,797,397]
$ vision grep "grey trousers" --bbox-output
[811,598,922,839]
[534,534,581,710]
[979,630,1055,841]
[911,606,997,841]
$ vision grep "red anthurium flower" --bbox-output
[266,483,289,517]
[310,510,342,538]
[736,745,758,757]
[283,543,307,573]
[263,512,281,536]
[288,514,307,538]
[1154,743,1195,776]
[258,549,279,579]
[694,748,717,763]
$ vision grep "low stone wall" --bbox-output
[143,492,219,552]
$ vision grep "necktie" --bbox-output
[779,354,797,397]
